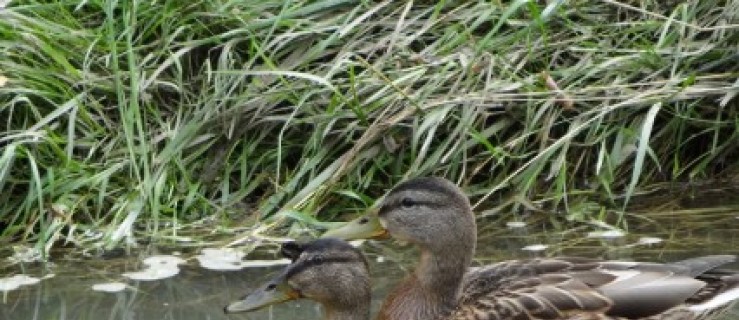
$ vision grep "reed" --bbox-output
[0,0,737,253]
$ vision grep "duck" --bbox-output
[224,237,372,320]
[323,176,739,320]
[219,239,739,320]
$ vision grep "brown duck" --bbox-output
[321,176,739,320]
[224,238,371,320]
[221,238,739,320]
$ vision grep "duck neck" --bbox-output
[415,243,473,310]
[377,232,475,320]
[379,243,474,320]
[324,304,370,320]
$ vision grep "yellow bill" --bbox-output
[224,273,300,313]
[321,208,389,240]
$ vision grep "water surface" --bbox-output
[2,192,739,320]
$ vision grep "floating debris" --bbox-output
[587,230,626,239]
[142,255,186,266]
[92,282,127,293]
[196,248,245,271]
[122,255,185,281]
[636,237,663,245]
[376,256,385,263]
[240,259,291,268]
[0,275,41,292]
[521,244,548,252]
[122,266,181,281]
[506,221,527,229]
[195,248,289,271]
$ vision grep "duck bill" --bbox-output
[224,278,300,313]
[321,210,389,240]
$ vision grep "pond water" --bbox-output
[2,189,739,320]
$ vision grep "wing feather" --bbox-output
[452,256,739,320]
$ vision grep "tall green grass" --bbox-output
[1,0,738,253]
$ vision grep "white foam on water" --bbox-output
[506,221,527,229]
[636,237,663,245]
[521,244,548,252]
[195,248,290,271]
[122,255,185,281]
[0,275,41,292]
[92,282,127,293]
[587,230,626,239]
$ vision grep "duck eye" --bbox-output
[266,283,277,291]
[400,197,416,208]
[358,217,369,224]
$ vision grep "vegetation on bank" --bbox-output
[0,0,737,255]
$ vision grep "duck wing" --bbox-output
[453,255,739,320]
[460,257,606,304]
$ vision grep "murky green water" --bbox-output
[3,191,739,320]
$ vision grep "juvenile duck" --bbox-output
[324,176,739,320]
[224,238,371,320]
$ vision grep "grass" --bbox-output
[0,0,738,256]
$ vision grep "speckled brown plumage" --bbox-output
[324,176,739,320]
[450,256,739,320]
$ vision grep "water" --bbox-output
[2,193,739,319]
[1,249,393,319]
